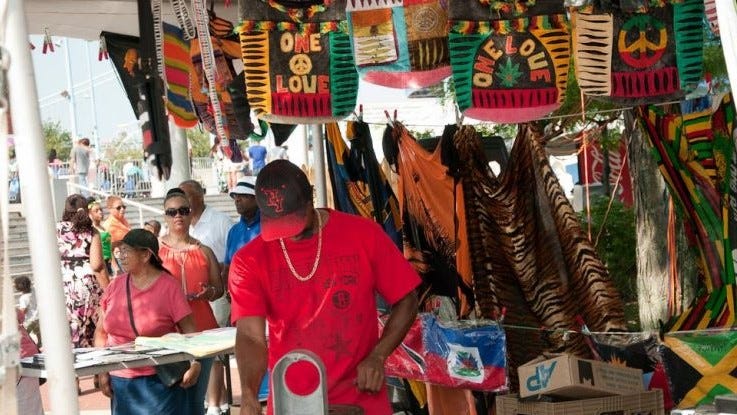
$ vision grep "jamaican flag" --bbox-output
[662,329,737,408]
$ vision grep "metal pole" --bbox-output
[6,0,80,413]
[63,37,78,138]
[0,71,19,415]
[84,41,99,150]
[311,124,327,208]
[167,124,191,187]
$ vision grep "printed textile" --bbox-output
[447,1,570,122]
[638,93,736,331]
[346,0,451,88]
[383,313,507,391]
[237,0,358,124]
[572,0,704,104]
[662,329,737,408]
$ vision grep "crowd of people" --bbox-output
[14,159,421,415]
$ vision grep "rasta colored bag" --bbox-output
[237,0,358,124]
[346,0,451,89]
[448,1,571,123]
[572,0,704,104]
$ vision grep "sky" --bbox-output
[28,35,437,150]
[30,35,138,149]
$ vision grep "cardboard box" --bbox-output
[518,353,644,399]
[496,390,664,415]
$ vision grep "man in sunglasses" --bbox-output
[179,179,233,414]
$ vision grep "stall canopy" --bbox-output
[24,0,240,39]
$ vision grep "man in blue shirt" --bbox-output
[221,176,267,407]
[247,143,268,175]
[224,177,261,271]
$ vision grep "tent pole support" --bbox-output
[6,1,80,413]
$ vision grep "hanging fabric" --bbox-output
[345,0,452,89]
[572,0,704,104]
[163,23,198,128]
[454,123,626,390]
[384,123,474,318]
[136,0,172,179]
[638,93,736,331]
[324,121,402,247]
[237,0,358,124]
[185,9,254,156]
[447,1,570,123]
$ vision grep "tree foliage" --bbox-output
[187,128,212,158]
[42,120,73,161]
[577,196,638,302]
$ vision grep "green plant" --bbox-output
[43,120,73,161]
[577,195,637,303]
[187,128,212,158]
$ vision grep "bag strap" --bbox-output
[126,275,140,337]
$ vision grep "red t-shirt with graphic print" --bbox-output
[230,209,420,415]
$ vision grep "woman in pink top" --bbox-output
[158,188,223,414]
[94,229,200,415]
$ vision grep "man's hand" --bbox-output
[98,372,112,398]
[355,352,385,393]
[179,361,201,388]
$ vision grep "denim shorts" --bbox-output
[111,374,186,415]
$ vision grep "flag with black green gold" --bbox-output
[662,329,737,408]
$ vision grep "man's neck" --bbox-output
[242,210,258,224]
[190,205,205,225]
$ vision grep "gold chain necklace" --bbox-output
[279,209,323,282]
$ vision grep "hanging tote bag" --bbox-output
[572,0,704,104]
[448,1,571,123]
[237,0,358,124]
[346,0,451,89]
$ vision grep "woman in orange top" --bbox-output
[158,188,223,414]
[102,196,131,243]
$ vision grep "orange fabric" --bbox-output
[159,241,218,332]
[394,126,473,316]
[425,384,477,415]
[103,216,131,243]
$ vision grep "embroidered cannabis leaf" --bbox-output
[496,57,523,88]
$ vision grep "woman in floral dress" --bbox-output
[57,194,110,348]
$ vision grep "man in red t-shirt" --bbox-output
[229,160,420,415]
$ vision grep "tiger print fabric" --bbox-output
[453,124,626,390]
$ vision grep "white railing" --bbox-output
[64,180,163,228]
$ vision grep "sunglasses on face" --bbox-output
[114,205,126,211]
[164,206,191,217]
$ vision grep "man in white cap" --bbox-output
[223,176,261,282]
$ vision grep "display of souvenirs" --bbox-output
[345,0,451,89]
[382,313,508,391]
[163,22,198,128]
[190,15,254,143]
[447,1,571,123]
[237,0,358,124]
[572,0,704,104]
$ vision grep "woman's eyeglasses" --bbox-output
[114,205,126,211]
[164,206,191,217]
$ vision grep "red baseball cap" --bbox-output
[255,160,312,241]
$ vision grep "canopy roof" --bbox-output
[25,0,239,39]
